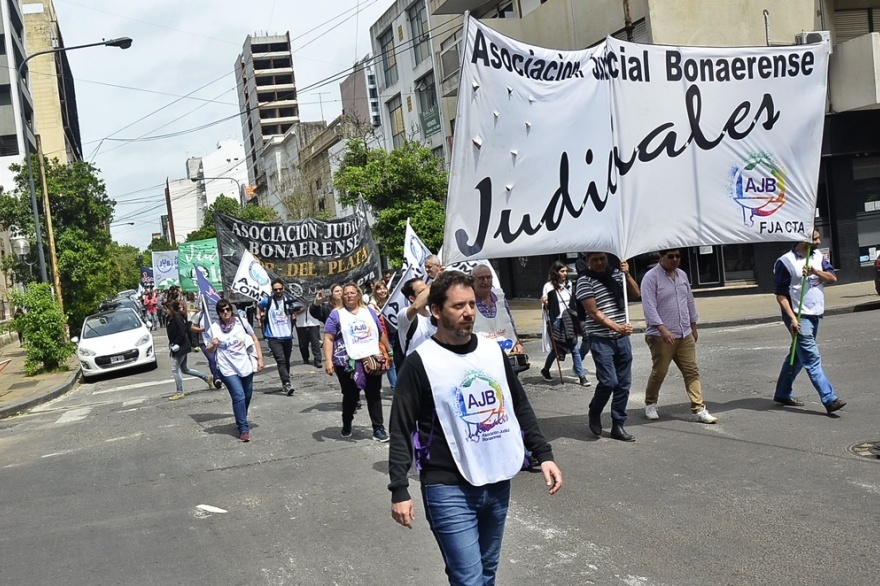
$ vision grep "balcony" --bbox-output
[439,39,461,97]
[429,0,487,15]
[829,32,880,112]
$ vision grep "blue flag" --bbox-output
[195,265,221,332]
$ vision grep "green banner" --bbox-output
[177,238,222,292]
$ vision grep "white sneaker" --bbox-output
[695,408,718,424]
[645,404,660,420]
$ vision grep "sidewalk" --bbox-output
[2,280,878,420]
[509,279,880,337]
[0,335,79,420]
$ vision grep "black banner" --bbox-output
[215,200,381,303]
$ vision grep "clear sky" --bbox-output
[52,0,393,250]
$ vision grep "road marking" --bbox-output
[105,432,143,443]
[55,407,92,424]
[196,504,228,513]
[92,377,202,394]
[122,398,145,406]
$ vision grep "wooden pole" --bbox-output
[36,135,64,317]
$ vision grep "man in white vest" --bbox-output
[388,270,562,585]
[471,264,524,356]
[773,230,846,414]
[396,278,436,358]
[258,278,297,396]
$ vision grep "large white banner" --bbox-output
[443,17,829,262]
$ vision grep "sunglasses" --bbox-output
[665,254,681,259]
[272,288,284,292]
[218,307,232,313]
[475,275,492,281]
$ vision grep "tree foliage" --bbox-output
[184,195,278,242]
[5,283,75,375]
[0,155,119,328]
[333,140,447,267]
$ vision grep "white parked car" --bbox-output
[72,308,157,380]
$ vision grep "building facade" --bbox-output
[370,0,447,161]
[234,33,299,200]
[189,139,248,207]
[425,0,880,297]
[22,0,81,164]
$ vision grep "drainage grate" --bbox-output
[848,441,880,459]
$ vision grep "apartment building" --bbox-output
[189,139,248,207]
[22,0,81,164]
[234,33,300,199]
[427,0,880,296]
[370,0,446,161]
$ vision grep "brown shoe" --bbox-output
[825,399,846,414]
[773,397,804,407]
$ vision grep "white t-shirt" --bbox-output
[543,281,573,316]
[210,319,254,378]
[396,306,436,356]
[295,305,321,327]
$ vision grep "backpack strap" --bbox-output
[403,315,419,355]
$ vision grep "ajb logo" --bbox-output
[730,152,787,227]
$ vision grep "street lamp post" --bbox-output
[17,37,133,284]
[191,176,245,206]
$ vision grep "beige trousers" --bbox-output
[644,334,704,412]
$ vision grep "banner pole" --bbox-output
[622,259,630,324]
[788,243,813,367]
[544,304,565,385]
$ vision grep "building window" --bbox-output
[833,9,879,44]
[409,2,430,65]
[416,73,437,113]
[387,95,405,149]
[379,28,398,87]
[853,156,880,265]
[477,0,515,19]
[0,134,18,157]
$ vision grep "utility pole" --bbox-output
[316,92,331,121]
[164,177,176,246]
[36,135,63,315]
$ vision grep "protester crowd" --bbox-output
[136,230,843,586]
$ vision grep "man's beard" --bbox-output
[440,314,473,339]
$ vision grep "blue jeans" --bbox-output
[421,481,511,586]
[579,334,591,361]
[543,329,584,377]
[224,373,254,434]
[199,343,223,386]
[386,362,397,390]
[774,314,837,405]
[170,352,208,393]
[589,336,632,423]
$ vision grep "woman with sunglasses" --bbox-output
[323,283,393,441]
[206,298,264,442]
[166,300,212,401]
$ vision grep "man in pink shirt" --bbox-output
[640,248,717,424]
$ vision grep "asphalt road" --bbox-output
[1,313,878,586]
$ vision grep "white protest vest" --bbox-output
[780,250,826,316]
[473,289,517,353]
[264,297,293,339]
[417,336,524,486]
[337,307,381,360]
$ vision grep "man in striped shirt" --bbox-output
[641,248,718,424]
[576,252,641,442]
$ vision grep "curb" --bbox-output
[0,367,80,420]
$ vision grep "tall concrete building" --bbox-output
[0,0,36,192]
[424,0,880,297]
[22,0,81,163]
[234,33,299,199]
[189,139,248,207]
[370,0,446,161]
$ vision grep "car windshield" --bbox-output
[82,312,143,339]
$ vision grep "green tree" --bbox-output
[109,243,143,291]
[333,139,448,267]
[184,195,278,242]
[5,283,75,374]
[0,155,118,328]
